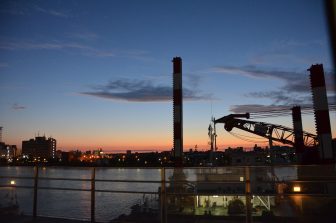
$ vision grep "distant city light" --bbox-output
[293,186,301,192]
[240,176,244,181]
[10,180,15,185]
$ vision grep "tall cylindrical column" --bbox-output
[292,106,304,154]
[308,64,333,161]
[173,57,183,166]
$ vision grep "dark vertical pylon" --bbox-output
[173,57,183,166]
[292,106,304,156]
[308,64,334,161]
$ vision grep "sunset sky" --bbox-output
[0,0,335,152]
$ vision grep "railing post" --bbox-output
[33,165,39,218]
[91,167,96,223]
[245,166,252,223]
[160,167,166,223]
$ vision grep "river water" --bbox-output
[0,166,162,222]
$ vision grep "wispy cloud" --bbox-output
[0,3,70,18]
[0,40,154,59]
[230,94,336,114]
[215,65,335,112]
[12,103,26,110]
[0,41,115,57]
[80,79,211,102]
[68,32,99,41]
[34,5,69,18]
[213,65,334,93]
[213,65,304,82]
[230,104,294,113]
[246,91,311,105]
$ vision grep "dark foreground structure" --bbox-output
[0,214,88,223]
[1,165,336,223]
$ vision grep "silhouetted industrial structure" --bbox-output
[215,113,317,148]
[292,106,304,154]
[308,64,334,162]
[212,62,335,165]
[173,57,183,166]
[22,136,56,159]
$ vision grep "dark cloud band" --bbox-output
[81,79,211,102]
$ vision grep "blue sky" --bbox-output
[0,0,335,151]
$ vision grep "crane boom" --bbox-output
[214,114,318,147]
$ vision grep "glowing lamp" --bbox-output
[10,180,15,185]
[293,186,301,192]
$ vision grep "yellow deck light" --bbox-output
[293,186,301,192]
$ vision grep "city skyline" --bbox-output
[1,0,335,151]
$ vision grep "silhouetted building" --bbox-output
[0,142,6,158]
[22,136,56,159]
[0,143,17,160]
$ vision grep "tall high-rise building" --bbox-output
[22,136,56,159]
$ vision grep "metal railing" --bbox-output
[0,166,163,223]
[1,165,336,223]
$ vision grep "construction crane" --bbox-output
[214,113,318,148]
